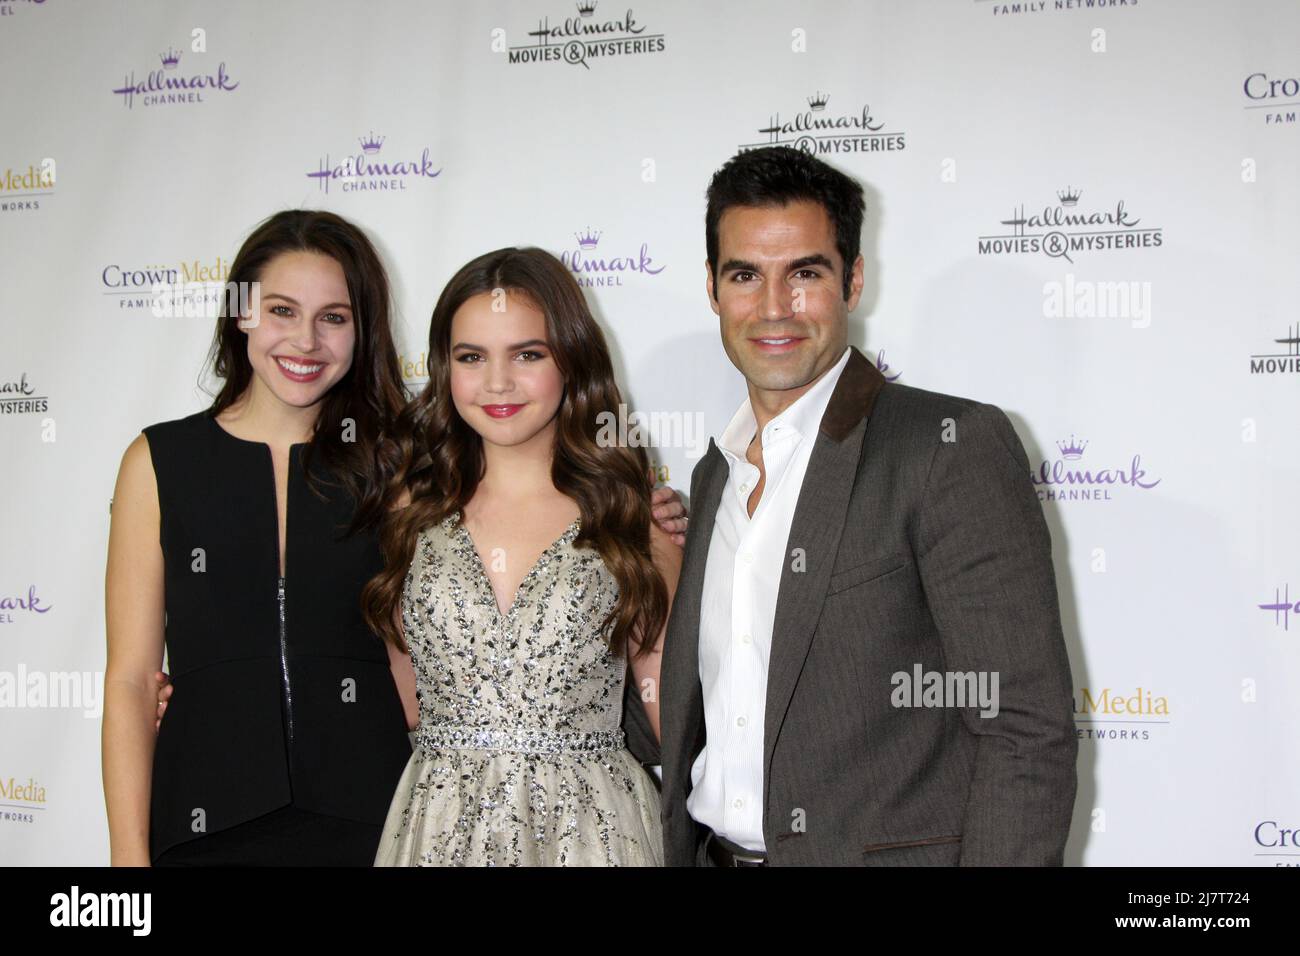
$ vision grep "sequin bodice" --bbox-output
[403,513,625,740]
[374,511,664,866]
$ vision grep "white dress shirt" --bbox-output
[687,346,852,851]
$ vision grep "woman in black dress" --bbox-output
[103,210,416,866]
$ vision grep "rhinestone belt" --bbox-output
[416,723,626,755]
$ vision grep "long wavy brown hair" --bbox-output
[204,209,408,532]
[362,247,667,659]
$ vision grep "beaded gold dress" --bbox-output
[373,512,663,866]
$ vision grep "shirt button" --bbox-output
[736,716,747,728]
[740,551,752,563]
[739,482,750,493]
[740,633,752,645]
[733,798,744,810]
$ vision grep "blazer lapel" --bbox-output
[662,438,729,772]
[762,347,887,807]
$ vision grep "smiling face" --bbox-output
[707,199,863,405]
[448,290,565,453]
[242,250,356,408]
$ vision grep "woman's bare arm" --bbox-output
[629,521,682,745]
[385,486,419,732]
[102,434,166,866]
[387,624,419,732]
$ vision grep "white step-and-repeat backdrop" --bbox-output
[1,0,1296,865]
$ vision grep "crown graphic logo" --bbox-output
[575,227,602,250]
[576,1,597,16]
[160,48,182,70]
[1057,186,1081,207]
[807,91,829,111]
[1056,434,1089,459]
[359,131,386,155]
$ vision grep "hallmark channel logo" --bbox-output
[0,585,52,621]
[506,2,666,70]
[0,374,48,415]
[559,226,665,287]
[1249,323,1300,375]
[978,187,1163,263]
[1074,685,1170,742]
[306,131,441,194]
[0,160,55,213]
[739,91,905,157]
[112,41,239,109]
[101,257,230,312]
[0,0,47,19]
[1030,433,1161,502]
[1243,72,1298,128]
[1257,584,1298,632]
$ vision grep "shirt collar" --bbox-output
[716,346,852,464]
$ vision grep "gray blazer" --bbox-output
[627,345,1077,865]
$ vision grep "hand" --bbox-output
[154,670,172,733]
[650,485,688,548]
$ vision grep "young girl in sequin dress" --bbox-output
[364,247,680,866]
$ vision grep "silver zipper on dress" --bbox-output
[278,575,294,745]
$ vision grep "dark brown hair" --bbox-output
[706,146,866,300]
[204,209,408,532]
[362,247,667,658]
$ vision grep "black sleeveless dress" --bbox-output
[141,410,412,865]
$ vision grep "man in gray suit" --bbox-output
[630,147,1077,866]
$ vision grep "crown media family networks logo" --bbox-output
[112,40,238,110]
[1243,70,1299,128]
[1254,819,1300,865]
[2,2,54,213]
[982,1,1139,19]
[0,773,45,828]
[505,2,665,70]
[1074,685,1170,742]
[0,158,55,214]
[306,131,442,194]
[979,187,1163,264]
[99,256,232,314]
[738,91,906,157]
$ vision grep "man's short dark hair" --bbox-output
[705,147,866,301]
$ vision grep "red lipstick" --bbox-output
[482,404,525,419]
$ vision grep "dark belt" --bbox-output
[704,828,769,867]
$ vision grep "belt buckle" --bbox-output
[709,831,766,866]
